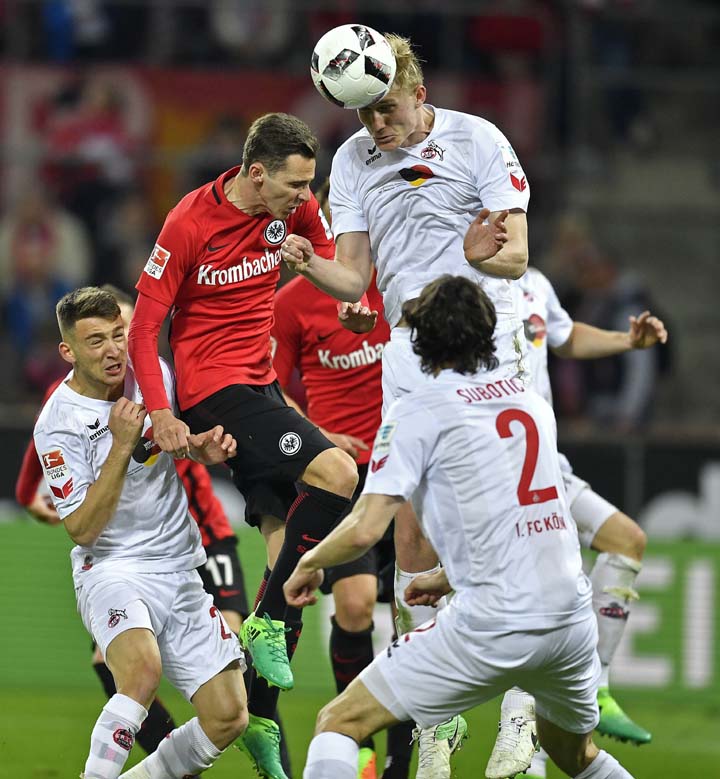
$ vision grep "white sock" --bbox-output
[394,565,447,635]
[575,749,635,778]
[501,687,535,717]
[590,553,641,683]
[140,717,222,778]
[304,732,358,779]
[528,746,548,777]
[84,693,148,779]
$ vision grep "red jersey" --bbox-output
[174,459,234,546]
[134,166,335,411]
[272,275,389,466]
[16,379,233,546]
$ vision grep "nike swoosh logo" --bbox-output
[208,243,230,252]
[301,534,321,543]
[317,333,332,342]
[218,588,240,597]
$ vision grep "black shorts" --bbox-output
[320,464,396,603]
[183,382,334,526]
[197,536,250,618]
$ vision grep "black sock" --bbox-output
[382,721,414,779]
[330,615,375,694]
[256,485,351,620]
[92,660,116,699]
[273,706,293,778]
[250,611,304,719]
[92,661,175,754]
[253,566,271,611]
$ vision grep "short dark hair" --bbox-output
[99,283,135,308]
[402,275,499,376]
[56,287,121,338]
[241,113,319,175]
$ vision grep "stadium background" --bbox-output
[0,1,717,777]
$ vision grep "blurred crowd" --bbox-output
[1,0,717,429]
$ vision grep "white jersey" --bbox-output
[34,361,205,578]
[364,371,591,631]
[330,106,530,328]
[516,267,573,405]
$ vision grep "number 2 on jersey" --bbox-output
[496,409,558,506]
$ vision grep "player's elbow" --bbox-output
[64,516,100,547]
[506,249,528,279]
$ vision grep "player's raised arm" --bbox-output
[465,209,528,279]
[282,230,373,302]
[552,311,668,360]
[63,398,146,546]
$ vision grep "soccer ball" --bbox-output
[311,24,396,110]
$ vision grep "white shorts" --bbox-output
[560,457,618,548]
[75,568,245,700]
[360,600,600,734]
[381,316,528,413]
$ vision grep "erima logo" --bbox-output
[89,424,110,441]
[86,418,101,430]
[318,340,384,370]
[197,248,282,286]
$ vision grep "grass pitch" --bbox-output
[0,517,717,778]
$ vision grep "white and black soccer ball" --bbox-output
[311,24,396,110]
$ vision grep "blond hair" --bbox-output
[385,34,424,94]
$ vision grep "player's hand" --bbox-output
[281,233,314,273]
[26,492,61,525]
[283,562,324,608]
[628,310,668,349]
[149,408,190,458]
[109,398,147,453]
[404,568,452,606]
[338,301,379,333]
[188,425,237,464]
[320,428,369,461]
[463,208,509,266]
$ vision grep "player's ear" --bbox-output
[58,341,76,366]
[415,84,426,106]
[249,162,265,186]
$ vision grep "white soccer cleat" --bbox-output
[485,709,538,779]
[118,762,151,779]
[413,715,467,779]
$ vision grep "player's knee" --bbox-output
[305,447,358,498]
[334,597,375,632]
[119,655,162,702]
[625,522,647,561]
[205,698,248,747]
[315,696,353,736]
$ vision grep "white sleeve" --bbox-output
[541,273,574,348]
[363,400,440,500]
[473,122,530,213]
[33,418,94,520]
[329,147,368,237]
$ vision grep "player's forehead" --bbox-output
[72,314,125,340]
[361,85,413,112]
[273,154,316,183]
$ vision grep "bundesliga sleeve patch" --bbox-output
[372,421,397,455]
[144,243,171,279]
[41,450,74,499]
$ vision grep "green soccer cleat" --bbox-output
[237,713,289,779]
[240,611,294,691]
[413,715,468,779]
[358,746,378,779]
[596,687,652,745]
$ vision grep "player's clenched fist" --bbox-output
[109,397,147,451]
[149,407,191,459]
[281,233,314,273]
